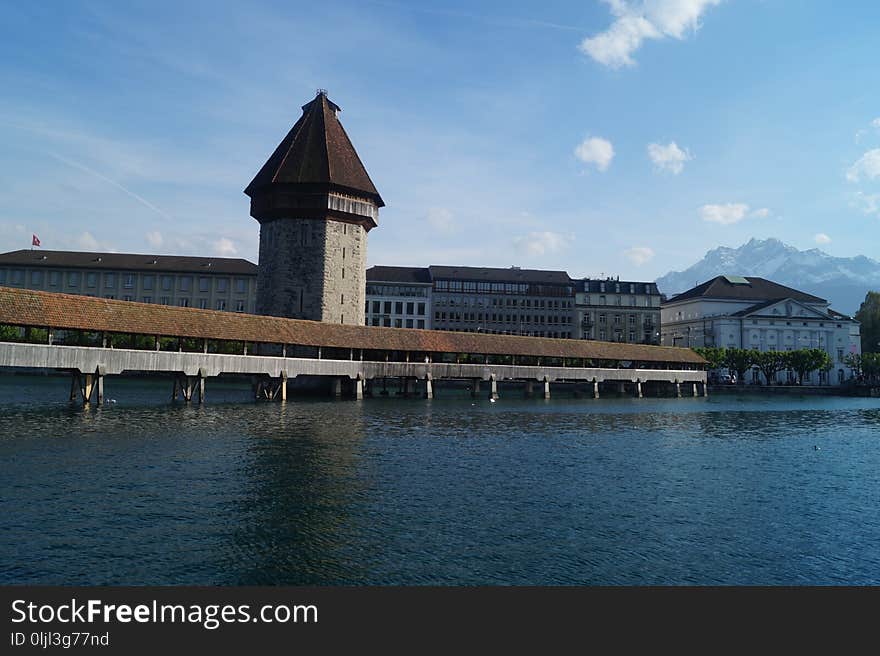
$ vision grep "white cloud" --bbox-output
[579,0,722,68]
[212,237,238,257]
[145,230,163,248]
[426,207,456,234]
[853,191,880,216]
[512,231,571,256]
[750,207,770,218]
[623,246,655,265]
[814,233,831,245]
[699,203,749,225]
[647,141,692,174]
[872,118,880,129]
[574,136,614,171]
[75,231,115,252]
[846,149,880,182]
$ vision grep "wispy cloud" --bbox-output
[579,0,722,69]
[846,149,880,182]
[814,233,831,245]
[700,203,769,225]
[647,141,692,174]
[512,231,571,256]
[623,246,655,265]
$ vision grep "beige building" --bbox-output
[0,249,257,312]
[575,278,661,344]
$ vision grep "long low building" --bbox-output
[0,286,706,404]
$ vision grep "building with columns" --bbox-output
[245,90,383,324]
[660,275,860,385]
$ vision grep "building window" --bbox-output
[161,296,171,305]
[406,302,414,315]
[30,270,43,285]
[143,275,154,291]
[236,278,247,293]
[236,300,245,312]
[629,331,635,342]
[178,298,189,307]
[180,276,192,292]
[395,302,403,314]
[216,299,227,310]
[162,276,173,291]
[143,296,152,304]
[124,295,133,301]
[104,273,115,288]
[417,302,425,315]
[49,271,59,286]
[417,320,425,328]
[372,301,380,313]
[86,272,97,288]
[199,299,208,309]
[68,272,79,287]
[394,319,402,328]
[384,301,392,314]
[199,277,209,292]
[124,274,135,288]
[217,278,228,292]
[406,319,414,328]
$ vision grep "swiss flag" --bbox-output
[32,234,40,247]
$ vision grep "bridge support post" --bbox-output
[543,376,550,400]
[636,380,643,399]
[693,383,698,397]
[524,381,533,398]
[380,378,388,396]
[675,382,682,398]
[198,371,206,404]
[82,374,95,407]
[423,375,433,400]
[593,379,600,399]
[96,367,104,405]
[355,375,364,401]
[617,381,625,396]
[489,374,499,400]
[279,372,287,402]
[471,379,481,398]
[702,382,708,397]
[331,378,343,398]
[69,372,79,402]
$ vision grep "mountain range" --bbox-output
[656,238,880,315]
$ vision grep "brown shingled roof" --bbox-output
[0,287,704,365]
[244,91,383,206]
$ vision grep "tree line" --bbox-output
[692,347,836,385]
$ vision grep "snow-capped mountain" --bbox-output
[656,238,880,315]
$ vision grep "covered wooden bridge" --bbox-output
[0,287,707,405]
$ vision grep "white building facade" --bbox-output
[661,276,860,385]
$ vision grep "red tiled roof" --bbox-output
[0,286,704,365]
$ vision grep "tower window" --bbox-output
[341,293,344,304]
[342,268,345,279]
[342,247,346,259]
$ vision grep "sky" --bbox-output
[2,0,880,281]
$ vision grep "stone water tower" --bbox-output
[245,90,383,323]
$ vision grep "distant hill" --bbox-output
[656,238,880,315]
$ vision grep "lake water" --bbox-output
[1,374,879,585]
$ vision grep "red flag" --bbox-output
[32,234,40,247]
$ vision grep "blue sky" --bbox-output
[2,0,880,280]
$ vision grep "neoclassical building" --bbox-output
[660,275,861,385]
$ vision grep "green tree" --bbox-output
[754,350,786,385]
[724,348,757,384]
[787,348,830,385]
[692,346,727,370]
[855,291,880,354]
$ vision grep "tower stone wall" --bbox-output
[256,218,367,323]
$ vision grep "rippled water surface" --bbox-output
[2,374,880,585]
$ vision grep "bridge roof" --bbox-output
[0,287,704,365]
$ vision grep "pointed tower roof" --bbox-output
[245,90,384,206]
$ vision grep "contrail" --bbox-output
[49,151,174,221]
